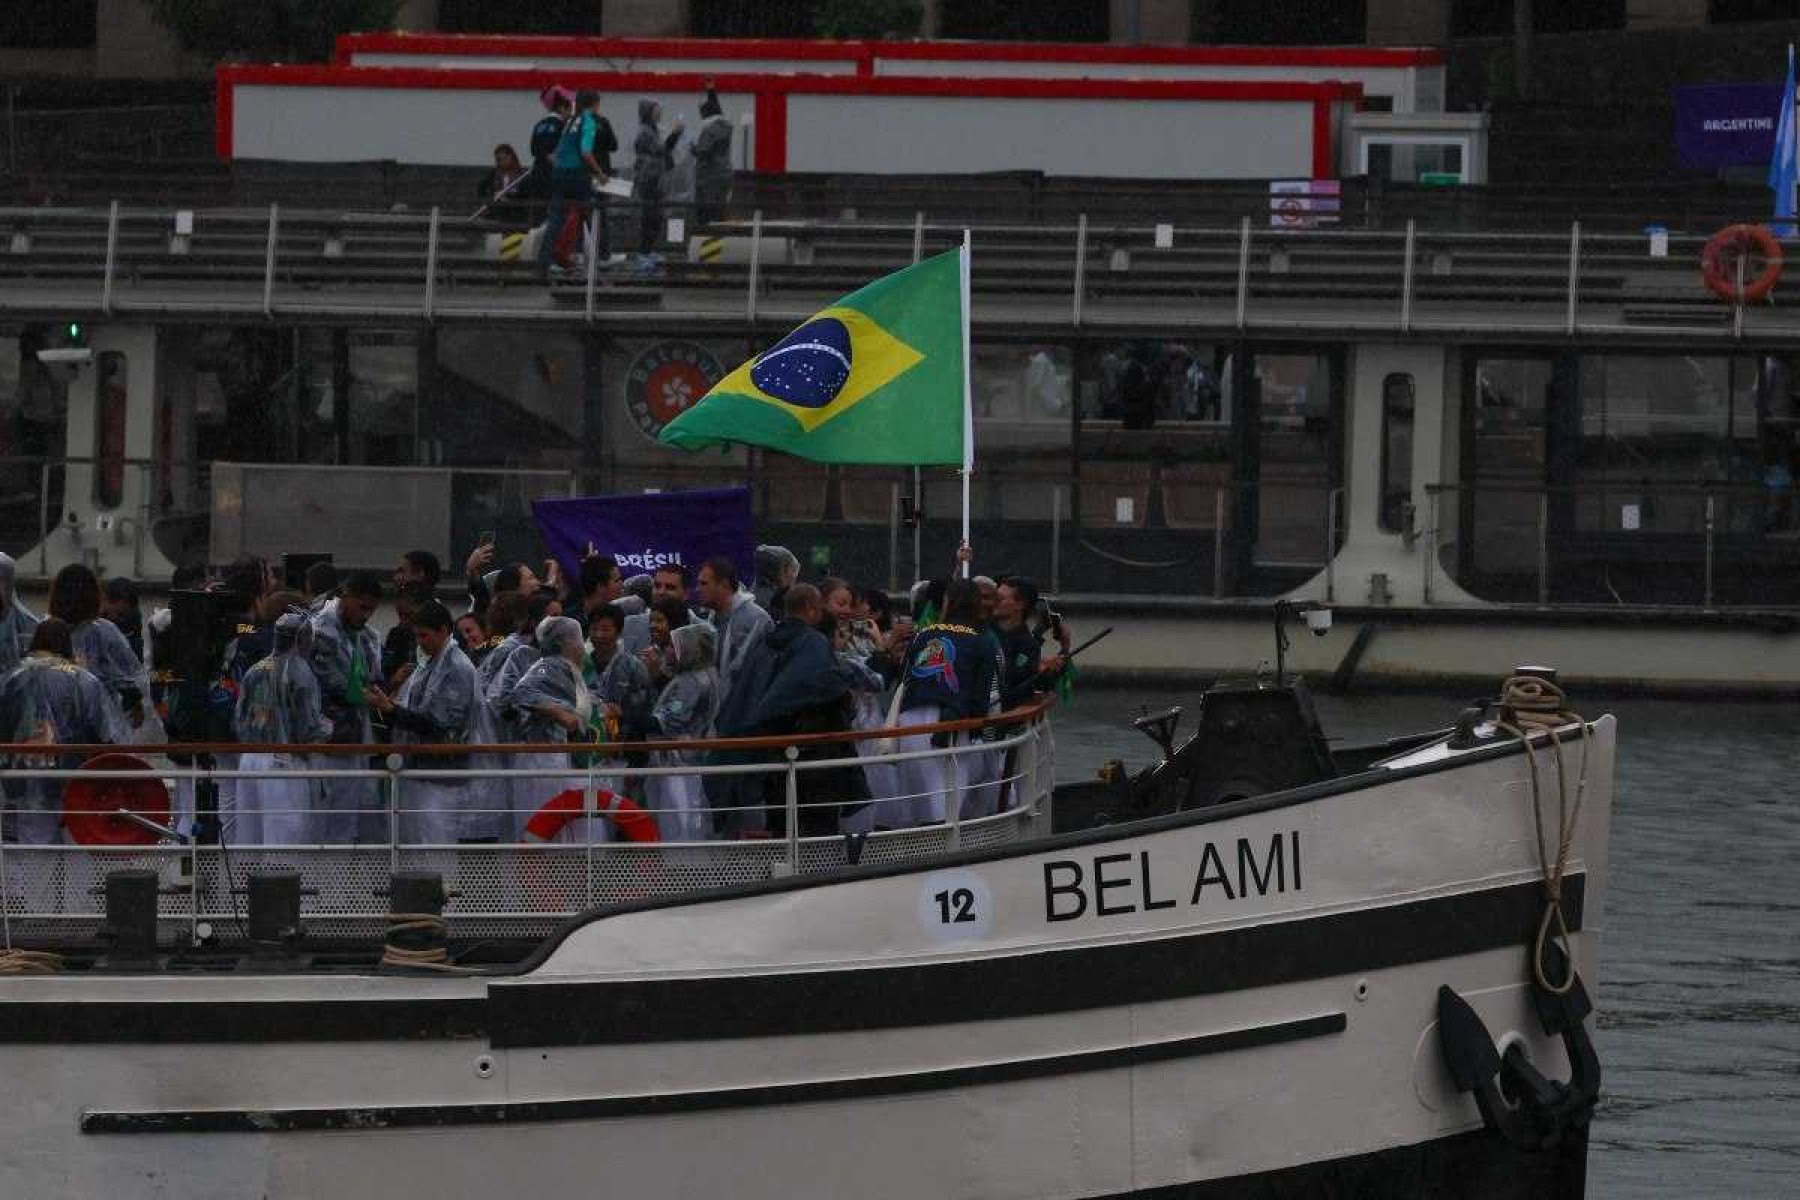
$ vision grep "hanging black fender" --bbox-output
[1436,942,1601,1152]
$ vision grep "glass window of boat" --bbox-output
[1,329,69,506]
[92,351,126,510]
[1380,373,1415,533]
[1573,355,1759,534]
[1462,356,1553,593]
[1071,341,1230,538]
[1255,352,1339,567]
[1076,341,1224,427]
[1366,140,1465,184]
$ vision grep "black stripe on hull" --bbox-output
[1106,1126,1588,1200]
[0,874,1581,1045]
[81,1012,1347,1134]
[490,874,1583,1047]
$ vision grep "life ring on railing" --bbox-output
[518,788,662,914]
[62,753,171,847]
[521,788,661,844]
[1701,223,1784,302]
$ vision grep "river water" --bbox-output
[1051,687,1800,1198]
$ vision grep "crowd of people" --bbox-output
[0,539,1073,849]
[479,80,735,279]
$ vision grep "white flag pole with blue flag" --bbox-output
[1770,44,1797,236]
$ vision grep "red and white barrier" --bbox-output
[334,34,1444,113]
[217,64,1358,178]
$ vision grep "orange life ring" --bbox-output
[1701,223,1784,302]
[521,787,661,844]
[63,753,171,847]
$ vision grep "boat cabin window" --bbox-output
[1363,139,1466,184]
[1379,373,1415,533]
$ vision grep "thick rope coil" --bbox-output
[0,949,64,974]
[1494,675,1589,995]
[379,913,474,974]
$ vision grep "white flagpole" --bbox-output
[960,228,974,579]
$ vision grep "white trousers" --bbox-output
[401,780,473,845]
[891,705,950,827]
[510,752,614,844]
[235,751,317,845]
[959,746,1006,820]
[646,773,710,842]
[318,774,381,844]
[9,781,63,845]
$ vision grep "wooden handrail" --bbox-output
[0,698,1055,761]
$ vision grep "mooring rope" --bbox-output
[0,949,64,974]
[1494,675,1589,995]
[379,912,475,974]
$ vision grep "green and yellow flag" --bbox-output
[659,246,969,467]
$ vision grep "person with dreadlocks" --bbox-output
[888,578,1004,827]
[233,611,332,844]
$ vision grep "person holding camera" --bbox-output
[367,601,481,844]
[991,575,1071,708]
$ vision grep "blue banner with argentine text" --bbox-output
[532,486,753,590]
[1675,83,1784,168]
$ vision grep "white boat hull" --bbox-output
[0,718,1615,1199]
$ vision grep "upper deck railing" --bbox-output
[0,202,1792,343]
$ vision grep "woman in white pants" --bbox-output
[366,601,480,845]
[645,622,719,841]
[499,616,609,845]
[887,579,1006,828]
[232,613,333,845]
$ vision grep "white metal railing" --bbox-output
[0,717,1055,945]
[0,204,1786,341]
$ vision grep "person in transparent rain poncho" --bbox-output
[0,618,129,845]
[646,621,720,842]
[367,601,480,845]
[0,552,41,676]
[464,591,530,839]
[232,612,332,845]
[831,608,895,836]
[499,616,608,843]
[50,564,148,731]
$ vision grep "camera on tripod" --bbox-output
[163,589,248,694]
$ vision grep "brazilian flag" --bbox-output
[659,247,968,466]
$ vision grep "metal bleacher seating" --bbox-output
[0,161,1790,343]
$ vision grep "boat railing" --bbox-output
[0,203,1783,341]
[0,703,1056,945]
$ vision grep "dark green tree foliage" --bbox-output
[145,0,403,63]
[815,0,924,39]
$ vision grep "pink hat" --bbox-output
[540,85,575,111]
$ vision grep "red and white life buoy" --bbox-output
[63,753,171,847]
[1701,223,1784,303]
[521,788,661,844]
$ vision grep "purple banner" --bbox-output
[1675,84,1784,169]
[531,486,753,589]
